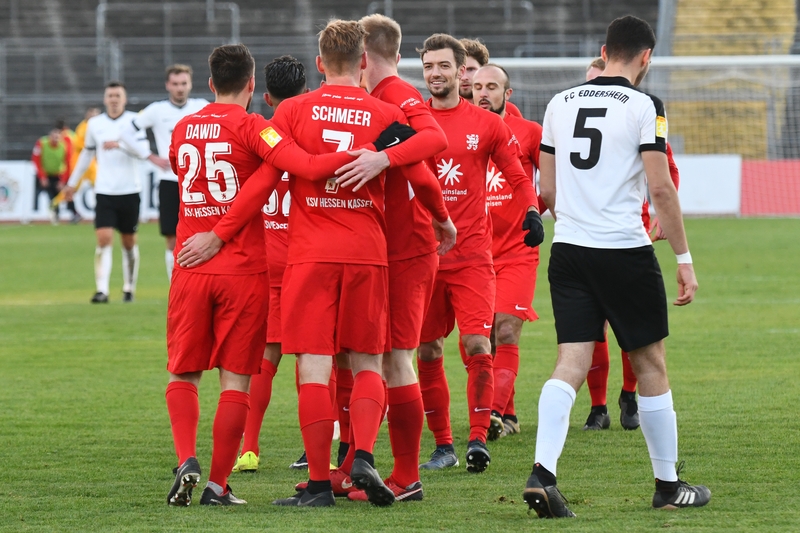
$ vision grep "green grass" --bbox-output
[0,219,798,532]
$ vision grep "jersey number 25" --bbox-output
[178,142,240,204]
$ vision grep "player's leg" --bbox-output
[583,331,611,430]
[619,349,640,430]
[200,271,270,506]
[448,264,496,473]
[490,312,523,440]
[46,176,60,224]
[418,273,458,469]
[158,180,179,282]
[117,193,141,302]
[335,352,353,468]
[91,194,115,303]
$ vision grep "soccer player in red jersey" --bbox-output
[581,57,682,432]
[415,34,543,473]
[165,44,369,508]
[472,64,545,441]
[265,19,437,508]
[459,38,523,118]
[331,13,455,503]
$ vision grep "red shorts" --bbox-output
[494,259,539,321]
[420,263,496,342]
[389,252,438,350]
[167,270,269,375]
[266,284,282,344]
[281,262,388,355]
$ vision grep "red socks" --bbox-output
[298,383,334,482]
[458,338,469,370]
[621,350,638,393]
[505,387,516,417]
[166,381,199,465]
[417,357,453,446]
[336,368,354,447]
[492,344,519,415]
[387,383,423,487]
[349,370,384,454]
[208,390,250,490]
[587,337,610,407]
[466,353,494,442]
[241,359,277,456]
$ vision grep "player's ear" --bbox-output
[208,77,215,94]
[395,53,401,65]
[600,44,608,63]
[315,56,325,75]
[506,88,513,100]
[264,93,272,106]
[360,52,368,70]
[248,76,256,93]
[641,48,653,66]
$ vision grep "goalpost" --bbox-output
[397,55,800,216]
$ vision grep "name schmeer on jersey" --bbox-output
[564,89,630,104]
[311,105,372,126]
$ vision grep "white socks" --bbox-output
[165,249,174,283]
[639,390,678,482]
[94,245,112,294]
[534,379,576,477]
[122,245,140,293]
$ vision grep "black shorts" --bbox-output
[94,193,140,234]
[159,180,179,236]
[548,243,668,352]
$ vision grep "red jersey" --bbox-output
[371,75,449,261]
[169,103,293,275]
[427,98,538,270]
[262,171,290,281]
[488,113,544,264]
[506,101,523,118]
[271,85,407,266]
[642,143,681,230]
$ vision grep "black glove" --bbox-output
[522,210,545,248]
[373,122,416,151]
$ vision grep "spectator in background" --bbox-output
[32,124,74,224]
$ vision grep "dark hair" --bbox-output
[460,38,489,66]
[605,16,656,63]
[208,44,255,95]
[417,33,467,68]
[54,118,68,130]
[105,80,126,90]
[265,56,307,100]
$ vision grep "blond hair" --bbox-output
[318,19,366,75]
[361,13,402,61]
[587,57,606,71]
[165,63,193,81]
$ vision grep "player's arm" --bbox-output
[383,112,447,167]
[402,162,456,255]
[120,108,169,170]
[651,143,681,241]
[176,162,283,268]
[31,140,46,182]
[538,151,555,219]
[267,136,356,181]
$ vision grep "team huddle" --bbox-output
[66,11,710,518]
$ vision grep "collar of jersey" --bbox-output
[583,76,636,90]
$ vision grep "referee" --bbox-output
[522,16,710,518]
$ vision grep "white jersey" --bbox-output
[126,98,209,182]
[540,76,668,249]
[67,111,148,196]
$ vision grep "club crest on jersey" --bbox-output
[656,116,668,140]
[325,178,340,194]
[486,166,505,192]
[437,158,463,186]
[466,134,480,151]
[259,126,282,148]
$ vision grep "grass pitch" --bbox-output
[0,218,798,532]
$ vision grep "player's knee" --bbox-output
[417,342,442,361]
[462,336,491,356]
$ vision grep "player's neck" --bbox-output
[364,61,397,93]
[600,62,638,85]
[431,91,460,110]
[323,71,362,88]
[169,97,188,107]
[107,110,124,119]
[215,93,250,109]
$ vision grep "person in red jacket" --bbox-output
[31,125,73,224]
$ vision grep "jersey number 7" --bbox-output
[570,108,607,170]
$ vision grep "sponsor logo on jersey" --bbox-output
[259,126,283,148]
[656,116,668,140]
[437,158,463,186]
[486,166,505,193]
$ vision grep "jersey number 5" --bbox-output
[570,108,607,170]
[178,142,240,204]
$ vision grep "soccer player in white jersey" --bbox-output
[120,64,209,282]
[523,16,710,518]
[65,81,149,303]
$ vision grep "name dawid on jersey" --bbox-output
[540,75,667,250]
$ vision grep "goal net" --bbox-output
[398,55,800,216]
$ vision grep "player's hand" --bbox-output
[62,185,76,201]
[334,149,389,192]
[148,154,170,171]
[522,208,545,248]
[103,140,120,150]
[373,121,416,151]
[432,217,457,255]
[650,217,667,241]
[674,263,698,306]
[38,177,48,188]
[177,231,224,268]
